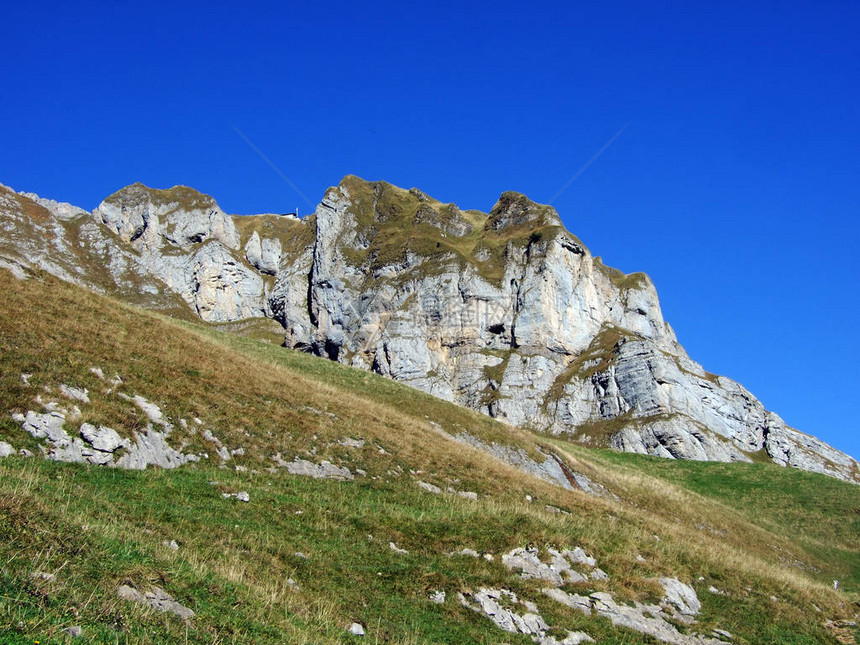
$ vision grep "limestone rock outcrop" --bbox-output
[283,177,858,483]
[1,176,856,482]
[0,182,305,323]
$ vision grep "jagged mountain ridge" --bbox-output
[0,177,856,483]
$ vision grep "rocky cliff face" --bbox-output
[1,177,856,483]
[287,177,858,483]
[0,181,309,324]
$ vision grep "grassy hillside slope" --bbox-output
[0,268,857,644]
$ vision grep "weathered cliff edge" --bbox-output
[1,177,856,482]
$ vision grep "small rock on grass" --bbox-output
[389,542,408,555]
[451,548,479,558]
[416,480,442,494]
[117,584,194,620]
[348,622,365,636]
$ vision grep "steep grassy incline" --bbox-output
[0,268,857,644]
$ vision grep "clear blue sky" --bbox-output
[2,1,858,459]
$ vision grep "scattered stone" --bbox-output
[590,568,609,581]
[17,406,197,470]
[277,456,354,481]
[555,633,595,645]
[162,540,179,550]
[116,426,198,470]
[429,590,446,604]
[417,480,442,494]
[658,578,701,617]
[451,548,480,558]
[130,395,166,425]
[60,384,90,404]
[287,577,300,590]
[20,373,31,385]
[89,367,104,380]
[106,374,123,393]
[339,437,365,449]
[294,552,309,560]
[712,629,732,640]
[453,433,575,491]
[117,584,194,620]
[589,590,721,644]
[231,447,245,457]
[389,542,408,555]
[541,577,723,645]
[80,423,124,453]
[63,626,83,638]
[564,547,596,567]
[222,491,250,502]
[348,622,365,636]
[21,410,69,443]
[202,429,231,461]
[18,448,33,457]
[457,490,479,500]
[0,441,15,458]
[502,547,592,587]
[542,588,592,615]
[459,587,594,645]
[707,586,726,596]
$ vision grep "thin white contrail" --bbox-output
[230,124,315,209]
[548,122,631,204]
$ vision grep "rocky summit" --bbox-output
[0,176,856,483]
